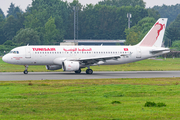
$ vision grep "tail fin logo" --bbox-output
[139,21,166,47]
[155,22,165,39]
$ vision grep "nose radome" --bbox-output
[2,55,8,62]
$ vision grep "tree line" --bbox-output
[0,0,180,55]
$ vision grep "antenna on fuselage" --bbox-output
[27,44,29,46]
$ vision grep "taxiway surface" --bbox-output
[0,71,180,81]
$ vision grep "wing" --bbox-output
[69,53,132,65]
[78,55,120,65]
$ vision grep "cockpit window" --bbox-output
[9,51,19,54]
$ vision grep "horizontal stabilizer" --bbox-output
[150,48,170,54]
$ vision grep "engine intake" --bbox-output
[62,61,80,72]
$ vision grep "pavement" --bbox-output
[0,71,179,81]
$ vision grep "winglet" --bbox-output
[137,18,168,47]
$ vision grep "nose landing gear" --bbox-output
[24,65,28,74]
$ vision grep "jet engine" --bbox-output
[46,65,62,70]
[62,61,80,72]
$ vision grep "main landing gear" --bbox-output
[75,69,81,74]
[74,67,93,74]
[86,69,93,74]
[24,65,28,74]
[86,66,93,74]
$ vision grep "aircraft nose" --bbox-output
[2,55,8,63]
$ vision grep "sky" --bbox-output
[1,0,180,15]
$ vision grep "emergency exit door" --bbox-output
[136,47,141,58]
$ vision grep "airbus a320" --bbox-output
[2,18,170,74]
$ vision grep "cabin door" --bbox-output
[25,47,31,58]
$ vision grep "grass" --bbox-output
[1,57,180,72]
[0,78,180,119]
[1,57,180,119]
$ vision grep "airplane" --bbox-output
[2,18,170,74]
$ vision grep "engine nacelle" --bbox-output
[46,65,62,70]
[62,61,80,72]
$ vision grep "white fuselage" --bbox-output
[2,45,169,66]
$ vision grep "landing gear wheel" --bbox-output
[75,69,81,74]
[24,70,28,74]
[86,69,93,74]
[24,65,29,74]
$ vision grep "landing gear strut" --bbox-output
[24,65,28,74]
[75,69,81,74]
